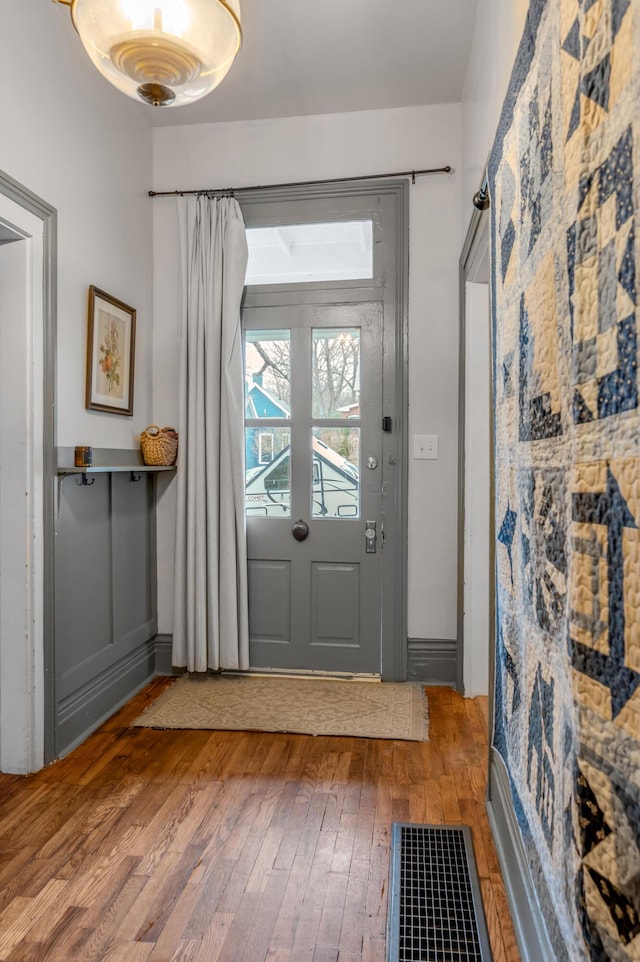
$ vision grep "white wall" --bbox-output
[152,104,462,643]
[0,0,153,770]
[1,0,154,448]
[462,0,529,220]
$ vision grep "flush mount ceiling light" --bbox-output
[53,0,242,107]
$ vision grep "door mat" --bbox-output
[132,674,429,741]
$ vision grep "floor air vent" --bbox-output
[387,823,492,962]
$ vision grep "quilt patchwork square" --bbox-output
[568,128,638,423]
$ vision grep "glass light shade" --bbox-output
[70,0,242,107]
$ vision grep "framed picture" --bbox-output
[85,286,136,415]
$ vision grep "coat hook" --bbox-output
[77,473,95,486]
[130,472,142,482]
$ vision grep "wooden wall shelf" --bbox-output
[57,465,176,475]
[56,446,176,477]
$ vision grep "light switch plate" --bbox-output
[413,434,439,460]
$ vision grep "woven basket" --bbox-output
[140,425,178,466]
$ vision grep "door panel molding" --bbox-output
[310,562,360,648]
[248,560,292,645]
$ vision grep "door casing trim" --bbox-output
[0,169,57,766]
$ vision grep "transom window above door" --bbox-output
[245,220,373,285]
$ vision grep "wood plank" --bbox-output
[6,906,87,962]
[235,872,288,962]
[315,871,348,949]
[191,913,234,962]
[0,880,68,959]
[93,941,155,962]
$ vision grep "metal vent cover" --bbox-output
[387,823,493,962]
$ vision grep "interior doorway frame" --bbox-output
[238,179,409,681]
[0,170,57,769]
[458,200,491,696]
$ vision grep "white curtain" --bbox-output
[173,194,249,672]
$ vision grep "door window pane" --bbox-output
[245,427,291,517]
[312,328,360,418]
[245,221,373,285]
[245,330,291,417]
[312,428,360,519]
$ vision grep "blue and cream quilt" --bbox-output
[489,0,640,958]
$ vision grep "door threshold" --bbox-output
[226,668,382,683]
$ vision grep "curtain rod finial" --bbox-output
[472,186,490,210]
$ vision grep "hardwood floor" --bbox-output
[0,682,520,961]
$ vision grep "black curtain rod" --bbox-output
[148,165,452,197]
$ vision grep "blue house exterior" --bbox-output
[245,376,290,470]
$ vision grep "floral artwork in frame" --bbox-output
[85,286,136,415]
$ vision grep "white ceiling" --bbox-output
[148,0,479,127]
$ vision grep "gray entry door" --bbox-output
[244,301,384,674]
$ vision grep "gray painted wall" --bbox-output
[54,469,158,756]
[406,638,458,687]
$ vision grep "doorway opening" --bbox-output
[458,204,491,698]
[0,173,56,773]
[239,181,408,680]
